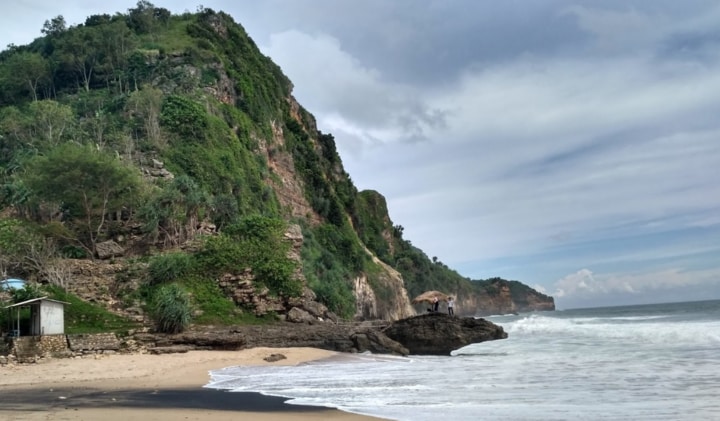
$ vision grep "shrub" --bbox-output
[147,252,193,285]
[196,215,301,298]
[151,283,192,333]
[160,95,208,138]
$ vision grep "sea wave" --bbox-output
[501,313,720,348]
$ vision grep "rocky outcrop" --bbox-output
[62,260,127,310]
[134,329,246,350]
[128,314,505,357]
[132,322,409,356]
[450,279,555,317]
[383,313,508,356]
[95,240,124,260]
[514,291,556,313]
[353,262,414,322]
[262,117,320,224]
[67,333,121,352]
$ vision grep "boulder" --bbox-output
[263,353,287,362]
[383,313,508,355]
[95,240,124,259]
[351,330,409,356]
[286,307,319,324]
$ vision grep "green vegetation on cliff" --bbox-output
[0,2,551,332]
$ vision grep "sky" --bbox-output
[2,1,720,310]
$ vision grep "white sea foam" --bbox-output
[504,313,720,349]
[206,300,720,421]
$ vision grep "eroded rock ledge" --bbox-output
[131,313,507,357]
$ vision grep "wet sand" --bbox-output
[0,347,385,420]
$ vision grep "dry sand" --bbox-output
[0,348,385,420]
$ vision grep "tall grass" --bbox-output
[151,283,192,333]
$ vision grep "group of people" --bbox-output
[429,296,455,315]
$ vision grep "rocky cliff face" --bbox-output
[354,252,415,321]
[454,279,556,316]
[262,117,321,225]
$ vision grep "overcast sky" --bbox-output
[3,1,720,309]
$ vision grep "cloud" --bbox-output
[562,5,670,53]
[563,2,720,59]
[551,267,720,308]
[261,30,447,147]
[376,49,720,265]
[553,269,602,298]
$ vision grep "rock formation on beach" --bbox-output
[384,313,508,355]
[129,313,507,357]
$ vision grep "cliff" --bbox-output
[0,5,553,332]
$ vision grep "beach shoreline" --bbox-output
[0,348,386,420]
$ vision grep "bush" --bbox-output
[160,95,208,138]
[147,252,193,285]
[300,225,357,318]
[196,215,301,298]
[151,283,192,333]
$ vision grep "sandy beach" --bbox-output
[0,347,385,420]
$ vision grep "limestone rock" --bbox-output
[351,330,408,356]
[135,330,246,350]
[263,353,287,362]
[95,240,124,260]
[131,316,499,357]
[287,307,319,324]
[130,323,408,355]
[149,345,192,354]
[67,333,121,352]
[383,313,508,356]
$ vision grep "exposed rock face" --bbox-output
[353,264,414,322]
[262,117,320,224]
[383,313,508,356]
[514,291,556,312]
[450,279,555,317]
[134,329,245,350]
[353,275,378,319]
[62,260,126,309]
[133,322,409,356]
[129,314,505,358]
[361,252,415,321]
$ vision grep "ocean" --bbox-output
[205,299,720,421]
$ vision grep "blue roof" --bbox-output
[1,278,26,290]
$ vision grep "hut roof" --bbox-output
[411,290,450,304]
[4,296,71,309]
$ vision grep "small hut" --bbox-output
[412,290,450,313]
[411,290,450,304]
[4,297,70,337]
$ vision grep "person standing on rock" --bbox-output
[447,297,455,316]
[433,296,440,312]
